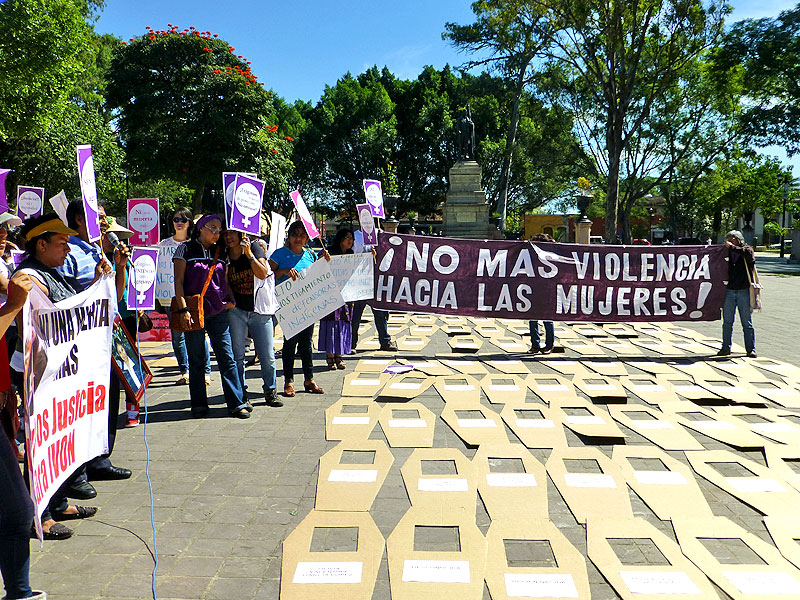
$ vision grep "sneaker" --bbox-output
[265,389,284,407]
[528,346,539,354]
[747,351,758,358]
[541,346,553,355]
[231,408,251,419]
[379,341,398,352]
[716,349,731,356]
[125,418,139,428]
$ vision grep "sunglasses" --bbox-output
[173,217,190,224]
[204,225,222,234]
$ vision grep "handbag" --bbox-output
[170,247,220,332]
[137,311,153,333]
[744,258,763,313]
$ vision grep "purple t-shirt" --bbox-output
[173,240,232,318]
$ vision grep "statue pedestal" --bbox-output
[443,161,490,239]
[575,220,592,245]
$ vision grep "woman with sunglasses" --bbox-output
[173,215,248,418]
[158,208,211,385]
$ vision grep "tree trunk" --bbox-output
[192,185,204,215]
[495,59,530,233]
[605,143,621,243]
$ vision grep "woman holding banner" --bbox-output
[269,220,329,397]
[319,228,354,370]
[173,215,249,419]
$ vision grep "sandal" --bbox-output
[176,373,189,385]
[334,355,346,370]
[53,505,98,521]
[304,380,324,394]
[33,522,73,540]
[283,383,296,397]
[326,356,337,370]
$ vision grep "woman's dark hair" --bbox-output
[286,220,308,240]
[331,228,354,255]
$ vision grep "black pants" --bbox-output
[350,301,367,347]
[282,325,314,384]
[0,432,34,598]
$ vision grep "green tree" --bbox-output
[106,26,291,211]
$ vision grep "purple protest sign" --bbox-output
[363,179,385,218]
[229,174,264,235]
[127,199,160,246]
[356,203,378,245]
[289,190,320,239]
[372,232,728,322]
[222,172,236,226]
[16,186,45,220]
[10,250,25,269]
[127,248,159,311]
[76,145,101,242]
[0,169,10,213]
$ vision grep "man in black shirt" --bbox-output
[718,230,757,357]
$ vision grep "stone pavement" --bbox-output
[25,263,800,600]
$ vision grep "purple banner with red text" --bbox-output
[372,233,727,322]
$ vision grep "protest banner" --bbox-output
[138,311,171,343]
[289,190,321,239]
[127,248,159,311]
[76,145,102,242]
[268,211,287,256]
[0,168,10,212]
[275,258,345,339]
[230,174,265,235]
[22,277,115,537]
[363,179,385,218]
[127,198,160,245]
[16,186,45,220]
[155,243,178,304]
[356,203,378,245]
[48,190,69,225]
[223,172,236,225]
[330,253,374,302]
[372,232,727,322]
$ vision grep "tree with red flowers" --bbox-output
[106,25,292,211]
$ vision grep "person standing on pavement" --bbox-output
[352,229,396,352]
[718,230,757,358]
[223,229,283,408]
[528,233,556,354]
[319,228,355,369]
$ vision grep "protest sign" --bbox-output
[372,232,727,322]
[155,241,179,304]
[22,277,114,536]
[48,190,69,225]
[127,198,160,245]
[275,258,345,339]
[330,253,374,302]
[223,172,236,225]
[289,190,320,239]
[16,186,45,219]
[10,250,25,269]
[356,203,378,245]
[363,179,385,218]
[230,174,265,235]
[76,145,102,242]
[0,168,10,212]
[127,248,159,310]
[268,211,287,257]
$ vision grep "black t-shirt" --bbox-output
[227,242,266,312]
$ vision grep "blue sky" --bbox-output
[96,0,800,171]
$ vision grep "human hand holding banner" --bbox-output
[76,145,101,242]
[127,198,160,245]
[127,248,159,311]
[289,190,320,239]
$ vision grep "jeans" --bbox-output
[165,304,210,375]
[185,310,245,413]
[282,325,314,384]
[373,308,391,343]
[229,307,276,395]
[722,288,755,353]
[1,433,33,599]
[530,320,555,349]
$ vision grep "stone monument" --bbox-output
[443,106,490,239]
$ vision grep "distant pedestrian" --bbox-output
[717,230,757,358]
[529,233,556,354]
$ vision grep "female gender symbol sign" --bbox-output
[127,248,159,310]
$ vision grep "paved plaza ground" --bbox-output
[23,253,800,600]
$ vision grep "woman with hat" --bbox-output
[173,215,248,418]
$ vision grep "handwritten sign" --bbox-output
[230,174,264,234]
[274,258,344,339]
[329,253,374,302]
[127,248,159,310]
[17,186,45,219]
[356,203,378,245]
[289,190,320,239]
[155,241,179,303]
[362,179,385,218]
[127,199,160,245]
[76,145,101,242]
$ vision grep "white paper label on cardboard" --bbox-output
[390,382,422,390]
[563,473,617,488]
[727,477,787,493]
[402,560,470,583]
[457,418,497,428]
[631,384,666,392]
[673,385,704,393]
[633,470,688,485]
[417,478,469,492]
[752,423,796,433]
[722,571,800,594]
[631,420,675,430]
[565,415,605,425]
[515,419,555,429]
[489,385,520,392]
[619,570,701,595]
[293,561,363,584]
[388,419,426,428]
[444,384,475,392]
[351,379,380,386]
[693,420,735,430]
[504,573,579,598]
[332,416,371,425]
[537,384,569,391]
[327,469,378,483]
[584,384,617,391]
[486,473,537,487]
[605,343,628,349]
[364,359,389,365]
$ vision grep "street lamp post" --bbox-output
[781,179,789,259]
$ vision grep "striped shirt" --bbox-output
[58,236,103,291]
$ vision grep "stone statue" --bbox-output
[456,105,476,161]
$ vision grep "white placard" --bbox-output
[293,561,362,584]
[633,471,688,486]
[327,469,378,483]
[390,382,422,390]
[727,477,787,493]
[486,473,537,487]
[619,570,701,595]
[388,419,426,428]
[515,419,555,429]
[275,258,345,340]
[537,384,569,391]
[630,420,675,430]
[631,384,666,392]
[504,573,579,598]
[332,416,371,425]
[267,211,287,257]
[692,420,735,430]
[722,571,800,595]
[351,379,381,386]
[563,473,616,488]
[402,560,470,583]
[584,384,617,391]
[565,415,605,425]
[329,253,374,302]
[417,478,469,492]
[457,419,497,428]
[489,384,520,392]
[444,384,475,392]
